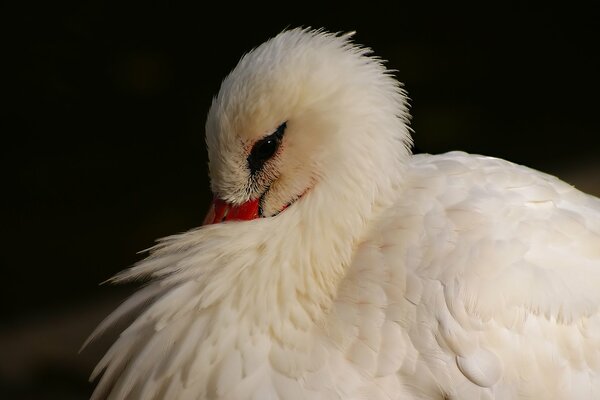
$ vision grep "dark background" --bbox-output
[2,1,599,399]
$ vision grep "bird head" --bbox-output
[203,28,412,225]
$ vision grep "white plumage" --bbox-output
[88,28,600,399]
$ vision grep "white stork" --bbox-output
[87,28,600,399]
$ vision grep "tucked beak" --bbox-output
[203,197,260,225]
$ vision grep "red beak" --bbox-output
[203,197,260,225]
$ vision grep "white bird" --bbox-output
[87,28,600,400]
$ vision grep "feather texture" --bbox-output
[87,28,600,399]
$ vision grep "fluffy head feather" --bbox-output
[205,28,411,215]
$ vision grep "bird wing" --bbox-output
[268,151,600,400]
[381,152,600,398]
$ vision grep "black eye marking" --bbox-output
[247,121,287,175]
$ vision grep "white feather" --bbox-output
[87,28,600,399]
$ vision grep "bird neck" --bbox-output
[263,153,407,327]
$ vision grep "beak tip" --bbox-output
[203,197,260,225]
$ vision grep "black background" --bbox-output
[2,1,599,398]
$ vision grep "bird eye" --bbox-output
[248,122,287,174]
[254,138,278,161]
